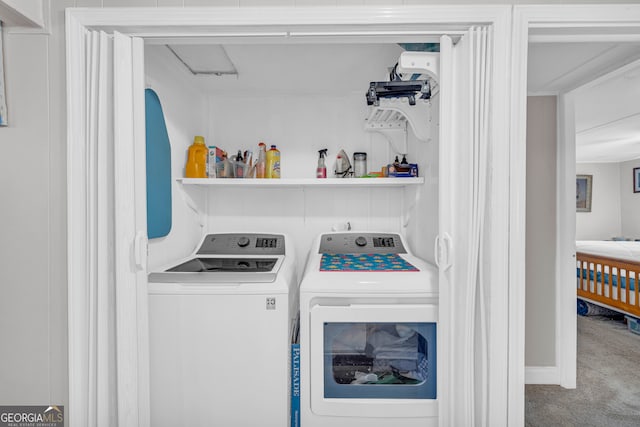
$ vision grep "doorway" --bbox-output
[511,4,640,426]
[516,5,640,427]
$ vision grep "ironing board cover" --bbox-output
[320,253,419,272]
[145,88,172,239]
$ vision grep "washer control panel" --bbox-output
[318,233,406,254]
[197,233,285,255]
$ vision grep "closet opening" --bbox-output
[524,23,640,427]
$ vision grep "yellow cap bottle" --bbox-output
[185,136,208,178]
[266,144,280,179]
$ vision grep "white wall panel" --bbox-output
[575,162,622,240]
[75,0,101,7]
[184,0,239,6]
[103,0,156,7]
[240,0,293,6]
[525,96,557,367]
[404,92,439,264]
[295,0,339,6]
[365,0,402,4]
[620,158,640,239]
[47,0,74,408]
[0,0,45,27]
[207,94,386,179]
[0,35,50,404]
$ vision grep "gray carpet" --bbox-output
[526,315,640,427]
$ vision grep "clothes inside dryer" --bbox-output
[323,321,436,400]
[328,322,429,385]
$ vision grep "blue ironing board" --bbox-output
[145,88,172,239]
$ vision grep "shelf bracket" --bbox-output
[364,97,432,149]
[402,183,421,229]
[365,118,408,154]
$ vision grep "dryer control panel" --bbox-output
[318,233,406,254]
[197,233,285,255]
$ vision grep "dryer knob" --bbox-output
[238,237,250,247]
[355,236,367,247]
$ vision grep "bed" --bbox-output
[576,240,640,319]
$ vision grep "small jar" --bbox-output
[353,152,367,177]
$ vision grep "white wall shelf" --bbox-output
[177,177,424,187]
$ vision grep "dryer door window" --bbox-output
[309,303,438,418]
[324,321,436,399]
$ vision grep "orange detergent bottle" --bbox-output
[185,135,208,178]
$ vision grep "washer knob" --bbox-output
[355,236,367,247]
[237,236,250,247]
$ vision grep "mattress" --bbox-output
[576,240,640,262]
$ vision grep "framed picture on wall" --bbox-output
[634,168,640,193]
[576,175,592,212]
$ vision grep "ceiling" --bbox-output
[148,43,405,97]
[528,42,640,163]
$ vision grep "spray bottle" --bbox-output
[316,149,328,178]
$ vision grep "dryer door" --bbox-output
[309,303,437,418]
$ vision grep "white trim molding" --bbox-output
[557,92,577,390]
[66,11,90,426]
[511,5,640,427]
[0,0,45,28]
[525,367,560,385]
[66,5,514,427]
[509,7,529,427]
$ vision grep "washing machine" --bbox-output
[299,232,438,427]
[147,233,297,427]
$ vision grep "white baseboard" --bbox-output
[525,366,560,385]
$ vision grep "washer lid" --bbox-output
[167,257,278,273]
[148,256,282,283]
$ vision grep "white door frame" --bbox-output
[510,4,640,425]
[66,5,513,427]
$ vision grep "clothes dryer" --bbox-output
[147,233,297,427]
[299,232,438,427]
